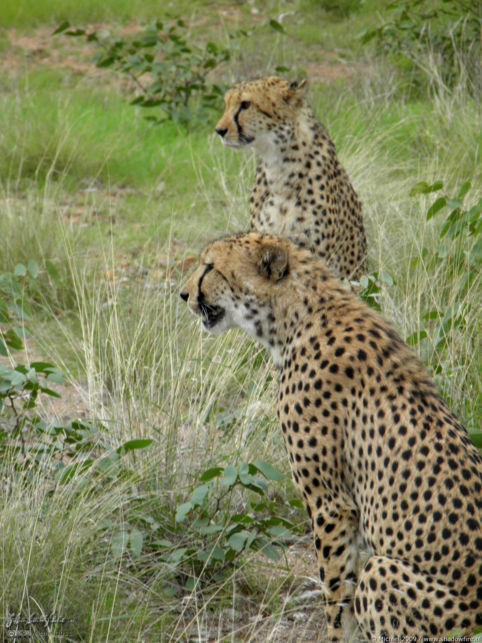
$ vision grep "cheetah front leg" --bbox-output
[311,499,361,642]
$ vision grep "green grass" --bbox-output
[0,0,209,28]
[0,1,481,640]
[0,68,194,188]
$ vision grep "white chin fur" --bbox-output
[223,139,248,149]
[202,314,234,336]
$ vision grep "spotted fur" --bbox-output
[181,232,482,642]
[215,76,367,280]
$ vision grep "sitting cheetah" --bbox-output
[181,232,482,642]
[215,76,367,280]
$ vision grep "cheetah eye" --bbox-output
[240,101,251,110]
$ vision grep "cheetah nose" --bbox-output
[215,127,227,138]
[180,291,189,302]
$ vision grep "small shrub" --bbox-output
[54,19,232,127]
[407,179,481,447]
[352,271,396,311]
[358,0,481,95]
[168,460,300,588]
[0,262,152,480]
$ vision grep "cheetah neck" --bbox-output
[255,108,320,191]
[257,270,345,369]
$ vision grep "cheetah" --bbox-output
[215,76,367,280]
[180,232,482,642]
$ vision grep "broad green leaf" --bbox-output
[269,19,285,34]
[469,430,482,449]
[168,547,188,562]
[426,197,446,220]
[409,180,443,196]
[47,369,64,384]
[6,370,26,387]
[206,42,218,54]
[198,544,225,563]
[239,463,266,490]
[421,310,440,321]
[111,531,129,558]
[253,459,285,481]
[184,576,196,590]
[175,501,193,522]
[117,438,153,453]
[199,466,224,482]
[129,528,144,557]
[209,545,225,561]
[26,367,38,384]
[405,330,427,346]
[14,264,27,277]
[0,299,10,323]
[4,329,23,351]
[39,386,62,398]
[97,55,117,68]
[457,181,471,198]
[29,361,56,371]
[220,465,237,486]
[197,524,223,535]
[228,531,249,552]
[12,326,29,339]
[45,260,61,284]
[359,275,369,289]
[288,498,304,509]
[27,260,39,278]
[256,538,281,561]
[467,199,482,223]
[230,512,254,525]
[151,539,172,548]
[446,198,462,209]
[378,271,395,286]
[267,525,292,539]
[52,21,70,35]
[190,483,209,506]
[96,452,120,472]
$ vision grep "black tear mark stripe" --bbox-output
[197,264,213,308]
[234,105,255,144]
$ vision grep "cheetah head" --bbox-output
[180,233,291,358]
[215,76,308,151]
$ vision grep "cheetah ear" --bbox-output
[285,79,309,104]
[258,245,289,282]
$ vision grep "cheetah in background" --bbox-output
[215,76,367,280]
[181,232,482,642]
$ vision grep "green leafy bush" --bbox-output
[165,460,300,588]
[359,0,481,94]
[0,261,39,356]
[353,271,396,311]
[54,19,232,126]
[407,179,481,446]
[0,262,152,477]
